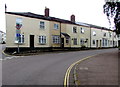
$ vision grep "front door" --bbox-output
[30,35,34,48]
[61,38,64,48]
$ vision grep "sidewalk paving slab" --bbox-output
[69,50,119,86]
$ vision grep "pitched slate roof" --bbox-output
[6,12,76,24]
[6,12,112,31]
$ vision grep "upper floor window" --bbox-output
[40,21,45,29]
[52,35,60,44]
[109,32,112,37]
[93,31,96,36]
[73,26,77,33]
[54,24,59,29]
[39,36,46,44]
[16,18,22,29]
[104,33,106,37]
[81,28,84,34]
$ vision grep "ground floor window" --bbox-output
[102,38,107,46]
[73,38,77,45]
[39,36,46,44]
[66,37,69,44]
[93,40,95,45]
[52,35,60,44]
[110,40,112,45]
[15,34,24,43]
[80,38,84,45]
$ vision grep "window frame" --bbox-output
[39,35,46,44]
[81,28,84,34]
[54,24,59,30]
[104,33,106,37]
[80,38,84,45]
[66,37,69,44]
[93,31,96,36]
[73,38,77,45]
[15,34,24,44]
[40,21,45,29]
[52,35,60,44]
[73,26,77,33]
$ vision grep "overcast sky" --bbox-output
[0,0,111,32]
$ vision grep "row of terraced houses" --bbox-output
[5,8,118,52]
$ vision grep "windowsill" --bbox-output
[54,29,59,30]
[52,43,60,44]
[38,43,46,45]
[14,42,25,45]
[39,28,45,30]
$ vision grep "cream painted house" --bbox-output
[5,8,118,52]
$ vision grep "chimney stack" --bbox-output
[71,14,75,22]
[45,7,49,17]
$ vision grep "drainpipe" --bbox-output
[90,26,91,48]
[60,22,61,48]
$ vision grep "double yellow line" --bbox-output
[64,55,97,87]
[2,48,11,57]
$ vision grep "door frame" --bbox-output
[30,35,34,49]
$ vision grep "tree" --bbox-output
[103,1,120,34]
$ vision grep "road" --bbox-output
[2,48,118,85]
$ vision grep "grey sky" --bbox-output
[0,0,111,32]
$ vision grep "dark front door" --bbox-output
[30,35,34,48]
[61,38,64,48]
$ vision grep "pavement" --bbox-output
[69,49,119,86]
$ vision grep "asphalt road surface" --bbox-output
[2,48,118,85]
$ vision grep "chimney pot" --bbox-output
[71,14,75,22]
[45,7,49,17]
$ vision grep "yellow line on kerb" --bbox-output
[2,49,11,56]
[64,55,97,87]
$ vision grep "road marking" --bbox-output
[64,55,97,87]
[1,56,25,61]
[2,48,11,57]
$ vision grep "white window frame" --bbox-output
[80,38,84,45]
[93,31,96,36]
[40,21,45,29]
[104,33,106,37]
[109,32,112,37]
[102,38,107,46]
[54,24,59,29]
[73,26,77,33]
[52,35,60,44]
[39,36,46,44]
[73,38,77,45]
[81,28,84,34]
[66,37,69,44]
[15,34,24,44]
